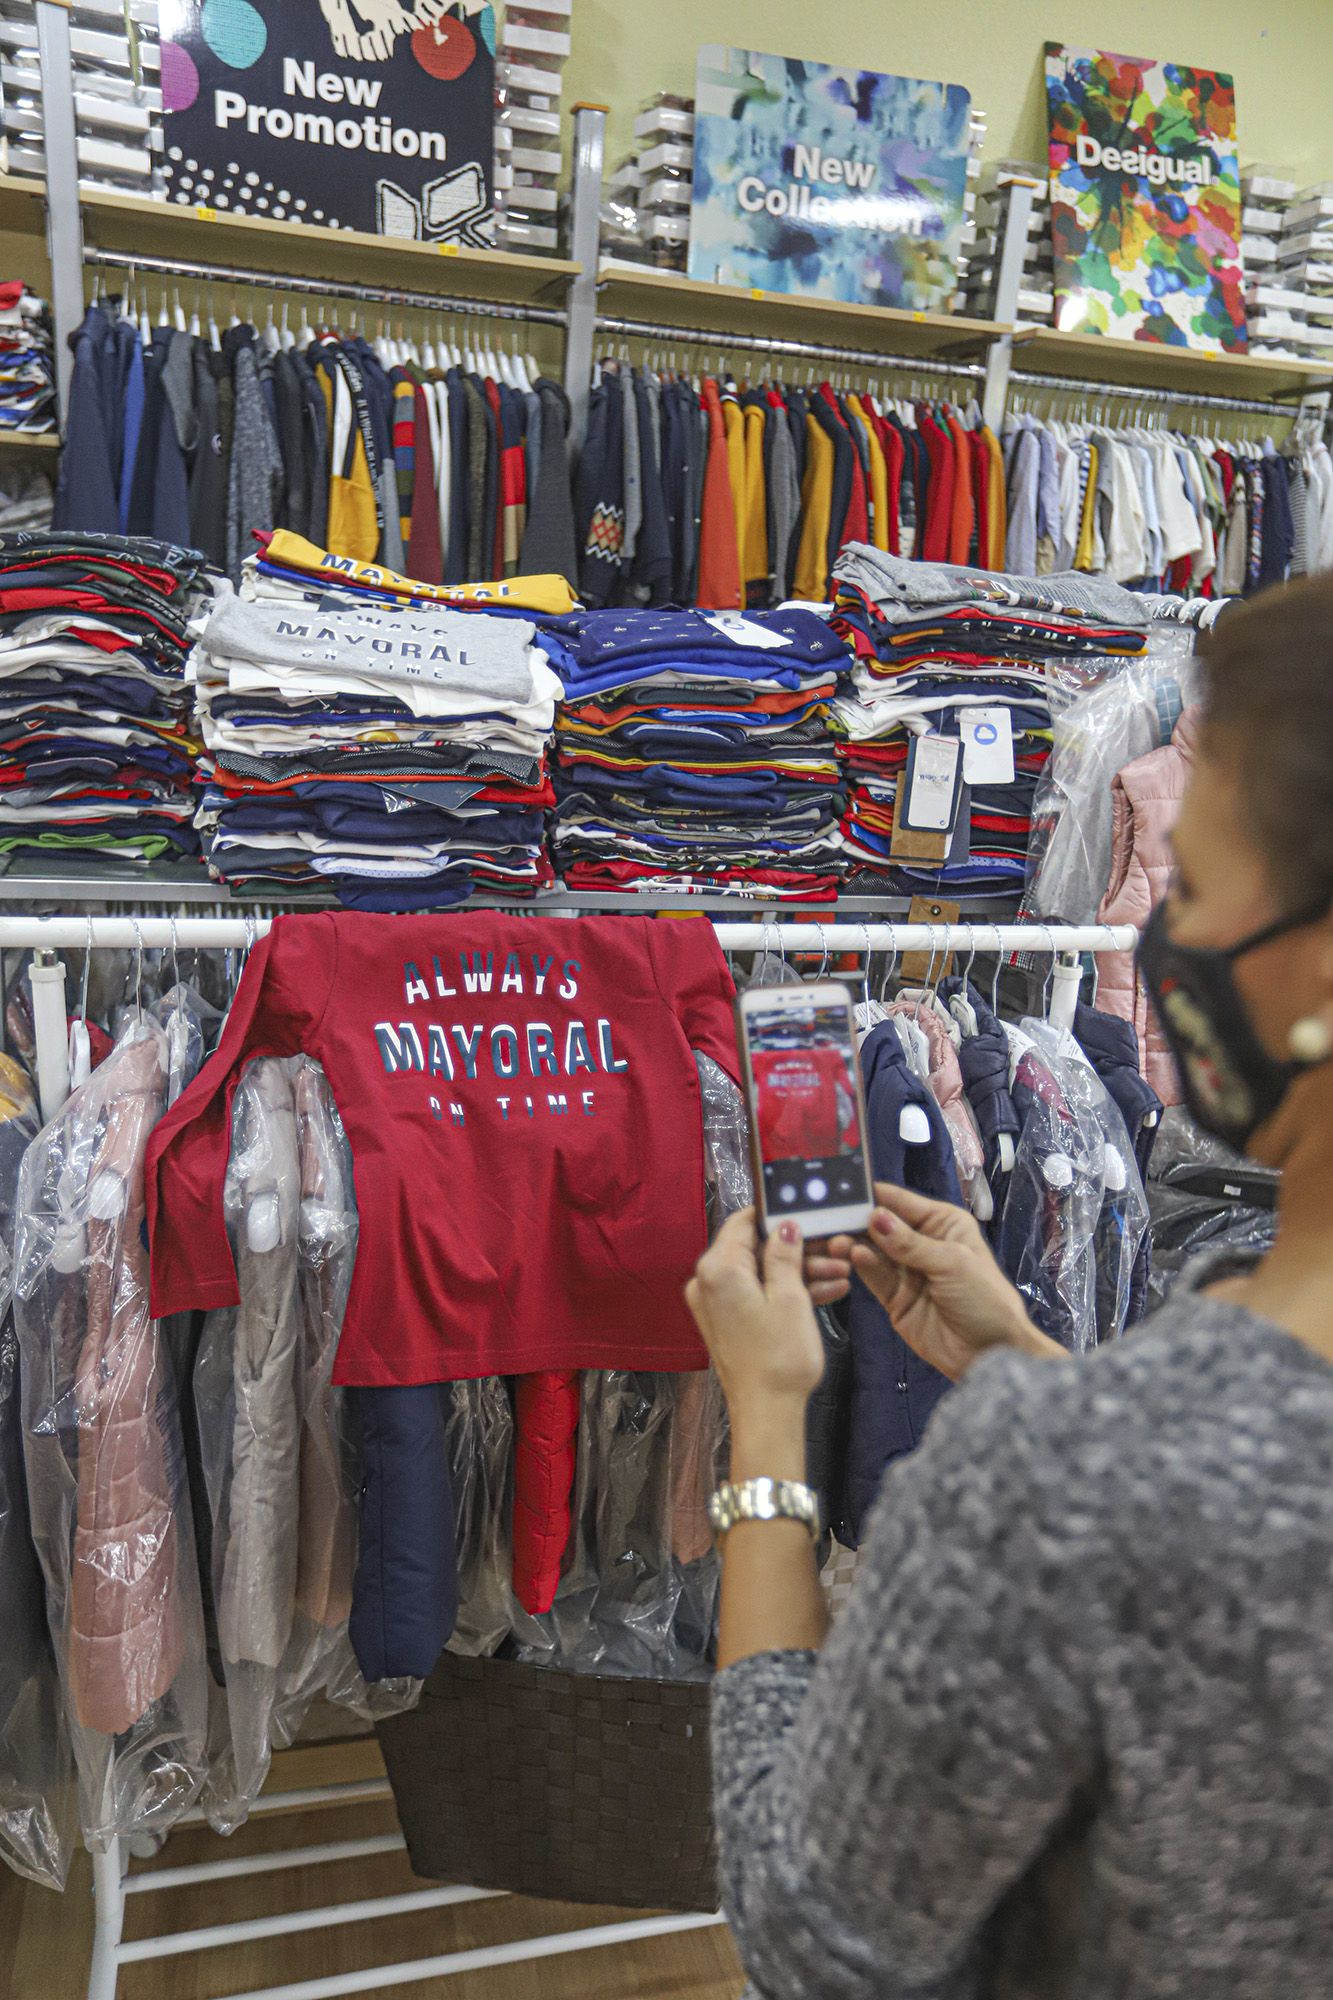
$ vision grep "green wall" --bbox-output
[562,0,1333,183]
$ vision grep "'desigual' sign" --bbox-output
[688,45,973,312]
[1045,44,1246,351]
[157,0,496,243]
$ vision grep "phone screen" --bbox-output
[743,995,872,1226]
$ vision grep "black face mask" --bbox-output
[1136,899,1331,1154]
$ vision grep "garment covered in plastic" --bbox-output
[1024,636,1200,924]
[997,1018,1149,1351]
[197,1055,419,1830]
[15,1014,208,1850]
[1145,1106,1277,1309]
[0,1053,74,1888]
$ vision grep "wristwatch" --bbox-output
[708,1477,822,1544]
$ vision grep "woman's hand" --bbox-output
[807,1182,1062,1382]
[686,1208,825,1416]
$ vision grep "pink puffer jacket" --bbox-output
[1096,705,1199,1102]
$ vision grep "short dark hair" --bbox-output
[1197,574,1333,905]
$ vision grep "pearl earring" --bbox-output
[1288,1016,1333,1064]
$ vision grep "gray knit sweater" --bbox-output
[712,1295,1333,1997]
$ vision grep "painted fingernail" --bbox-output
[779,1221,799,1244]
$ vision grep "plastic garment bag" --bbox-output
[1023,634,1200,924]
[996,1019,1149,1351]
[510,1053,749,1679]
[1145,1106,1277,1309]
[15,1017,208,1850]
[197,1057,417,1832]
[0,1054,74,1888]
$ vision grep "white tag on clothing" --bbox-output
[960,706,1015,786]
[700,612,793,649]
[903,732,961,831]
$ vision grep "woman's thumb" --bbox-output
[762,1217,807,1291]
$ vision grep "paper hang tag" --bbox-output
[700,611,793,650]
[960,705,1015,786]
[901,896,961,983]
[900,733,961,832]
[890,734,962,864]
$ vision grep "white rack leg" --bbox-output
[88,1843,126,2000]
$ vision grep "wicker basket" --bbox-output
[377,1652,717,1911]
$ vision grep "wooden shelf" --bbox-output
[0,430,58,450]
[596,263,1004,362]
[0,171,48,237]
[1010,325,1333,403]
[79,190,580,308]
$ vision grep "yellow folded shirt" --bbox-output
[262,531,581,615]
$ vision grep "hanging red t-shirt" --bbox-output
[145,913,739,1386]
[751,1045,857,1160]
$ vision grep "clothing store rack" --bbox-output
[593,311,987,385]
[1005,363,1320,421]
[82,247,570,332]
[26,907,1133,2000]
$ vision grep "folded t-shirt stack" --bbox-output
[0,282,55,435]
[829,544,1156,904]
[0,531,206,866]
[190,535,569,910]
[552,607,850,900]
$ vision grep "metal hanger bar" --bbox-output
[594,311,986,383]
[1007,363,1301,419]
[4,916,1137,952]
[81,247,568,329]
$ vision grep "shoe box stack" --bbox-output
[961,162,1054,323]
[0,0,162,196]
[601,94,694,275]
[1245,172,1333,364]
[493,0,570,256]
[947,107,987,313]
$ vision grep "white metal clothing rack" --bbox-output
[23,911,1135,1999]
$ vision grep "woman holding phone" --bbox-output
[686,574,1333,1996]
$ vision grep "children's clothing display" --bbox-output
[832,977,1151,1547]
[0,284,55,436]
[552,606,849,900]
[0,531,206,865]
[146,913,739,1382]
[193,538,566,907]
[52,302,579,591]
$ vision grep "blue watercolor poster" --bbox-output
[688,45,972,310]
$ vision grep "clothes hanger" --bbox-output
[67,915,94,1092]
[188,287,201,339]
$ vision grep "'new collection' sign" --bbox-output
[688,45,973,313]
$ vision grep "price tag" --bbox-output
[960,705,1015,785]
[901,733,961,832]
[437,242,460,257]
[195,205,217,222]
[750,287,764,300]
[912,310,925,322]
[701,611,792,649]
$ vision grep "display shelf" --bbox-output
[1010,324,1333,403]
[79,189,581,308]
[0,863,1009,920]
[595,263,1005,361]
[0,429,58,449]
[0,171,49,237]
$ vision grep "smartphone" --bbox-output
[736,980,875,1240]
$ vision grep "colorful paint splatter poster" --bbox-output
[1044,44,1246,352]
[688,46,972,311]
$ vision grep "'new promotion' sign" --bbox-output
[1045,44,1247,352]
[688,46,972,312]
[159,0,495,243]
